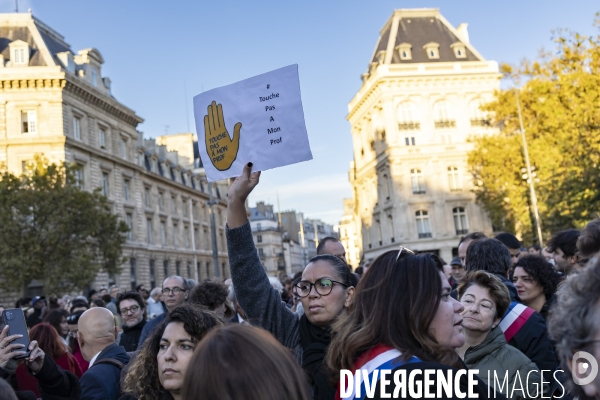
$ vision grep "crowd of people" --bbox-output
[0,163,599,399]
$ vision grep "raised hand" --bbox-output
[227,162,261,229]
[25,340,45,374]
[204,101,241,171]
[0,325,25,369]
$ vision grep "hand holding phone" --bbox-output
[1,308,31,364]
[0,325,26,369]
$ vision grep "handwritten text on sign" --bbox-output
[193,64,312,182]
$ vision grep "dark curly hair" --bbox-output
[122,304,223,399]
[513,255,561,300]
[189,280,229,311]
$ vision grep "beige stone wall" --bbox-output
[0,50,228,303]
[346,50,500,263]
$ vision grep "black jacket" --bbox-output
[138,312,167,348]
[80,343,129,400]
[119,319,146,352]
[1,354,81,400]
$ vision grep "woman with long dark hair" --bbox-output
[121,304,222,400]
[43,309,69,349]
[226,164,356,400]
[327,250,495,399]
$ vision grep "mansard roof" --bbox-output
[370,8,484,65]
[0,13,71,67]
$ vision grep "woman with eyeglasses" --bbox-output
[327,249,496,399]
[226,164,356,400]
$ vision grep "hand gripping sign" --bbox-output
[193,65,313,182]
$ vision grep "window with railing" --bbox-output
[397,102,420,131]
[416,210,432,238]
[469,99,490,127]
[453,207,469,235]
[411,169,426,194]
[448,166,462,191]
[433,101,456,128]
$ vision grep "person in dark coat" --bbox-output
[116,292,147,352]
[138,276,190,347]
[78,308,129,400]
[25,296,46,328]
[0,326,81,400]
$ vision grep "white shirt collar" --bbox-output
[88,350,102,368]
[237,313,249,326]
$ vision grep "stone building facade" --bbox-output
[340,9,499,264]
[0,13,228,299]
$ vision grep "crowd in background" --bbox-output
[0,164,599,400]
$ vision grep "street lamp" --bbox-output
[202,179,220,279]
[515,89,544,249]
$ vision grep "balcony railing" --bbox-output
[456,229,469,235]
[470,119,490,127]
[434,120,456,129]
[398,122,420,130]
[412,190,426,195]
[418,233,432,239]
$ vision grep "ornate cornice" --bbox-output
[0,78,65,89]
[63,79,143,128]
[0,76,143,128]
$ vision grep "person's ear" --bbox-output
[492,317,501,329]
[344,287,355,308]
[77,331,84,348]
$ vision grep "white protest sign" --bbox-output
[193,64,313,182]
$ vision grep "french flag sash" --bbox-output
[335,344,421,400]
[500,301,535,342]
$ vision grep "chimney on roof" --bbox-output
[456,23,469,44]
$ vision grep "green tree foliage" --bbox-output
[469,16,600,241]
[0,156,129,294]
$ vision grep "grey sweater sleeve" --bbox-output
[227,221,301,352]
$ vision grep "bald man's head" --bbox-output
[78,307,118,361]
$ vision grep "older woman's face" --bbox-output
[299,260,354,328]
[460,284,499,333]
[157,322,196,396]
[512,267,545,305]
[429,272,465,349]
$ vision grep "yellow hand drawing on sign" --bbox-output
[204,101,241,171]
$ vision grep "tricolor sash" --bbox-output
[500,301,535,342]
[336,344,421,400]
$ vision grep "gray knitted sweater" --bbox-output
[227,221,303,362]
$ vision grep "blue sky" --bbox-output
[4,0,598,226]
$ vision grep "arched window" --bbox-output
[416,210,431,238]
[469,99,489,127]
[453,207,468,235]
[433,100,456,128]
[410,169,425,194]
[447,166,461,191]
[397,102,420,130]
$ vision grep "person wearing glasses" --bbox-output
[227,163,356,400]
[116,291,147,352]
[548,256,600,400]
[138,276,189,347]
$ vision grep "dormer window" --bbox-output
[396,43,412,60]
[375,50,386,64]
[91,67,98,87]
[9,40,29,66]
[423,42,440,59]
[451,42,467,59]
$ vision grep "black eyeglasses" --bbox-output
[161,287,186,295]
[295,278,348,298]
[120,305,140,315]
[395,246,416,262]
